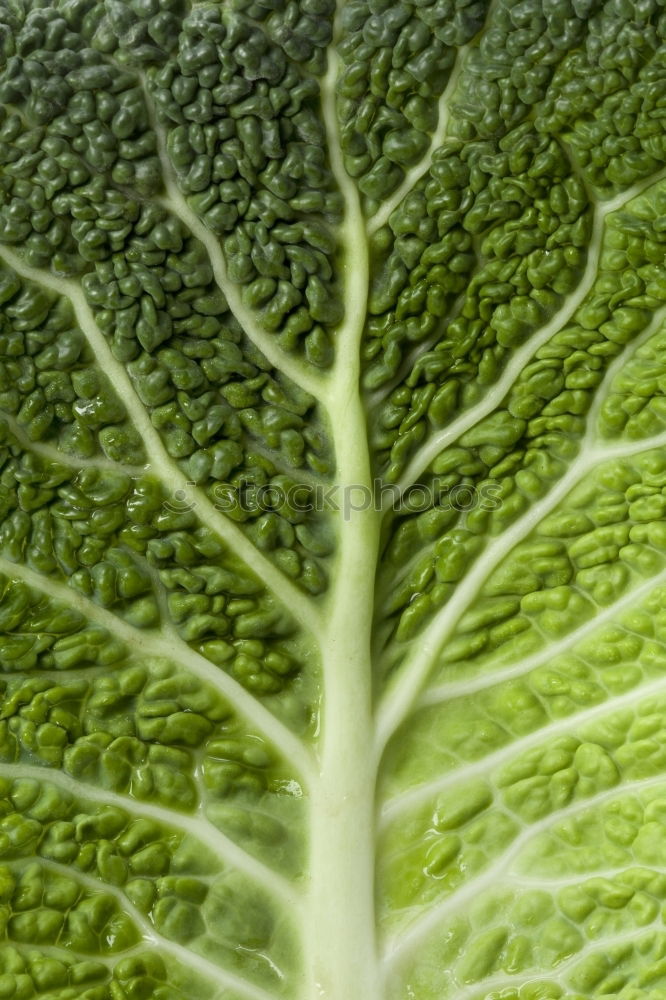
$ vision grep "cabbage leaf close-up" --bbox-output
[0,0,666,998]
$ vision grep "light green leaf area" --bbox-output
[1,0,666,999]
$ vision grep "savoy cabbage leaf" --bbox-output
[0,0,665,997]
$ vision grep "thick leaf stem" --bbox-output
[303,43,384,1000]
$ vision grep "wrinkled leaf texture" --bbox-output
[0,0,665,998]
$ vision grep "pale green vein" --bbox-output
[0,760,300,910]
[420,567,666,705]
[140,76,326,402]
[0,555,316,785]
[0,408,147,476]
[9,855,281,1000]
[382,656,666,825]
[375,426,666,756]
[296,37,384,1000]
[392,165,666,501]
[514,865,666,888]
[382,772,666,968]
[0,244,321,639]
[451,921,665,1000]
[381,302,666,623]
[6,940,136,969]
[367,45,469,237]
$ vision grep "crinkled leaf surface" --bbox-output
[0,0,665,998]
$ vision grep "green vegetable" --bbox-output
[0,0,665,997]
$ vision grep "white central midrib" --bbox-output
[303,41,383,1000]
[306,372,382,1000]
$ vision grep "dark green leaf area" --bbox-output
[367,126,590,461]
[0,444,330,613]
[0,734,297,978]
[0,0,342,368]
[0,574,129,675]
[0,107,336,482]
[536,0,666,195]
[146,3,343,363]
[0,248,335,595]
[0,3,161,269]
[77,202,335,497]
[366,0,666,463]
[105,0,335,76]
[337,0,486,213]
[122,305,334,492]
[0,781,193,949]
[0,666,213,807]
[0,265,143,466]
[452,0,602,142]
[81,208,336,537]
[229,0,336,75]
[0,170,337,562]
[0,116,334,485]
[0,776,234,993]
[2,863,139,954]
[21,692,202,812]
